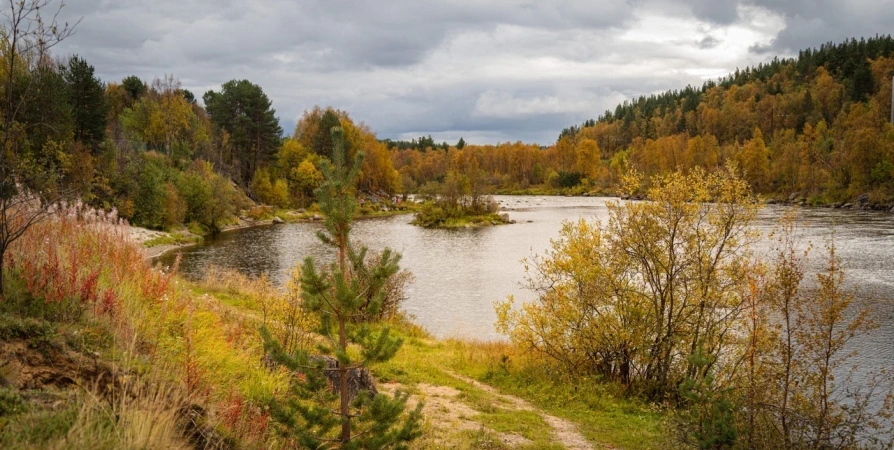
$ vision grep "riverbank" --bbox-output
[134,206,416,260]
[499,185,894,213]
[1,208,665,449]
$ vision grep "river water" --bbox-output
[163,196,894,379]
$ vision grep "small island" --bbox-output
[411,172,513,228]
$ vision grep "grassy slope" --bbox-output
[0,209,663,449]
[377,331,664,450]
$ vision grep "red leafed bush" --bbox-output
[6,199,176,322]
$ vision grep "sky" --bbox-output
[51,0,894,146]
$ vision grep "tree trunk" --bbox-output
[0,247,5,297]
[339,318,351,444]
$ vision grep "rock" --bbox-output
[310,355,378,402]
[842,203,854,209]
[788,192,801,202]
[272,216,285,224]
[312,214,322,221]
[264,354,378,402]
[856,193,870,205]
[500,213,510,221]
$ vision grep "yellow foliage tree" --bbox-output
[497,164,759,395]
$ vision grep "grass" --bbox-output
[1,198,665,449]
[376,329,666,449]
[412,212,512,228]
[143,231,203,248]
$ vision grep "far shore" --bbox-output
[136,208,415,261]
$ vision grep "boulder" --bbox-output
[272,216,285,224]
[310,355,378,401]
[788,192,801,202]
[263,354,378,402]
[500,213,510,222]
[856,193,870,205]
[842,203,854,209]
[312,214,322,221]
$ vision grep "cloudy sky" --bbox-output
[52,0,893,145]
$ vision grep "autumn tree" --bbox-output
[262,127,422,448]
[732,218,894,449]
[0,0,76,296]
[497,165,760,396]
[737,127,771,191]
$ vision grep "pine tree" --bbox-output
[203,79,283,185]
[262,126,422,449]
[313,109,342,159]
[61,55,108,148]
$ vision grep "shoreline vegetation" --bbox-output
[4,167,891,449]
[0,195,663,449]
[137,189,894,261]
[137,202,416,260]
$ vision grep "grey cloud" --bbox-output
[749,0,894,53]
[698,35,721,49]
[35,0,889,145]
[689,0,741,24]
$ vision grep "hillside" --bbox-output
[386,36,894,207]
[561,35,894,205]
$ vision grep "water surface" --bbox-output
[164,196,894,377]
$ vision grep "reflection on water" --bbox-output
[163,196,894,378]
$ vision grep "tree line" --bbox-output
[391,36,894,206]
[2,36,402,233]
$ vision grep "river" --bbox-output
[162,195,894,379]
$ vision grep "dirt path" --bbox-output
[446,372,595,450]
[380,381,535,448]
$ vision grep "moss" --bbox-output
[0,315,57,342]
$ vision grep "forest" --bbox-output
[2,47,402,234]
[392,35,894,207]
[6,30,894,237]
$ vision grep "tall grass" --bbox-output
[5,200,173,327]
[3,200,287,448]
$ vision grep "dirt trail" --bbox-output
[381,382,534,448]
[446,371,595,450]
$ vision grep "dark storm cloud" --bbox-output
[698,35,722,49]
[749,0,894,53]
[38,0,885,144]
[689,0,740,24]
